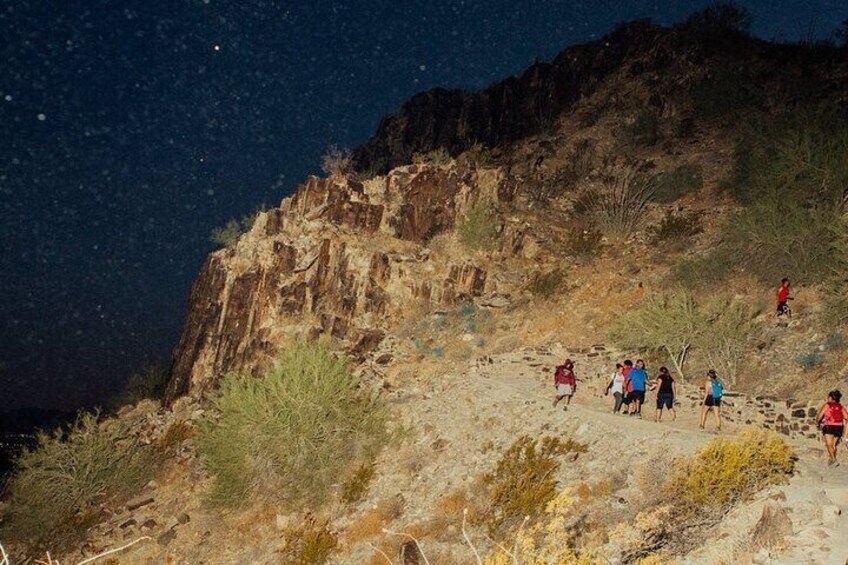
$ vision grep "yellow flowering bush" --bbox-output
[485,490,594,565]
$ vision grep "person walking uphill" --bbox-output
[651,366,677,422]
[552,359,577,411]
[627,360,648,417]
[817,390,848,466]
[606,363,627,414]
[776,278,793,317]
[700,369,723,431]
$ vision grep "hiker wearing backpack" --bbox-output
[552,359,577,411]
[816,390,848,466]
[650,366,677,422]
[627,359,648,417]
[605,363,627,414]
[699,369,723,431]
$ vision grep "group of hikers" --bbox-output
[552,359,848,466]
[552,359,724,429]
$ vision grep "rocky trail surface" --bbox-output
[83,344,848,564]
[369,345,848,565]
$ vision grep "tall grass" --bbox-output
[1,412,158,551]
[197,342,389,507]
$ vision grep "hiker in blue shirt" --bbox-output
[627,359,648,417]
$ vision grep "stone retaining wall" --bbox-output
[562,344,825,442]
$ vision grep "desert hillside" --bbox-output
[2,9,848,565]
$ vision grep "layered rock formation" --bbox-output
[164,161,516,404]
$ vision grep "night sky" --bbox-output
[1,1,846,412]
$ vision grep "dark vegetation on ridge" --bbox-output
[351,15,846,175]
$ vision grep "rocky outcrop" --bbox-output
[164,162,515,404]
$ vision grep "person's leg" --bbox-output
[553,394,562,407]
[564,394,572,406]
[613,392,623,413]
[700,405,708,428]
[713,404,722,430]
[825,435,836,463]
[670,405,677,421]
[655,408,661,422]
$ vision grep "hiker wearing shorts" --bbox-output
[605,363,627,414]
[621,360,634,409]
[651,366,677,422]
[817,390,848,466]
[552,359,576,411]
[699,369,723,431]
[776,278,793,317]
[627,360,648,417]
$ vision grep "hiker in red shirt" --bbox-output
[817,390,848,466]
[552,359,576,412]
[776,278,793,317]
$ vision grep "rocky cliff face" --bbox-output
[164,161,518,404]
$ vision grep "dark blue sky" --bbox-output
[1,1,846,410]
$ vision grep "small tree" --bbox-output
[610,290,703,379]
[699,297,756,384]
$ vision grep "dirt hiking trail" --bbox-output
[370,344,848,565]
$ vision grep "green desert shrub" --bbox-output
[483,435,586,535]
[197,342,389,507]
[341,463,376,505]
[690,68,760,120]
[650,211,703,244]
[210,208,264,249]
[731,106,848,207]
[669,429,793,510]
[1,412,158,551]
[281,516,339,565]
[458,203,499,251]
[672,247,735,289]
[797,351,825,369]
[528,268,567,299]
[823,215,848,326]
[651,164,703,203]
[564,223,604,260]
[728,200,834,285]
[623,109,661,146]
[113,362,170,407]
[412,147,452,166]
